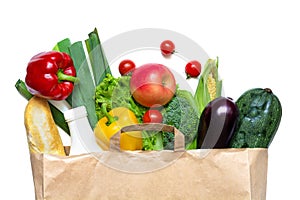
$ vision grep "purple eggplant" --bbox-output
[197,97,239,149]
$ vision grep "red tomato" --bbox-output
[160,40,175,56]
[119,59,136,75]
[143,109,163,123]
[185,60,201,78]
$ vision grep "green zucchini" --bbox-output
[229,88,282,148]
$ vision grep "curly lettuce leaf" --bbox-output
[95,74,147,122]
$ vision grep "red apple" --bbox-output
[130,63,176,107]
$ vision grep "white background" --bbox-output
[1,0,299,199]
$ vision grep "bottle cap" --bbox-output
[64,106,88,122]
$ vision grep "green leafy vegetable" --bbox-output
[69,41,87,72]
[69,41,99,128]
[95,74,147,122]
[229,88,282,148]
[95,74,119,120]
[85,28,111,85]
[53,38,71,54]
[142,131,164,151]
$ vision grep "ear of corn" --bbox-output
[194,57,222,114]
[207,73,217,100]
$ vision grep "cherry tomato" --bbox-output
[143,109,163,123]
[119,59,136,75]
[160,40,175,57]
[185,60,201,78]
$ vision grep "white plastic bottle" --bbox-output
[64,106,102,155]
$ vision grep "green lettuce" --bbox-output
[94,74,147,122]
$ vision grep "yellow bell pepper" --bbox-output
[94,105,143,151]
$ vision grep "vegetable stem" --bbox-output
[101,103,116,125]
[15,79,33,100]
[129,97,140,113]
[57,70,79,83]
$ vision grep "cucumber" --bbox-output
[229,88,282,148]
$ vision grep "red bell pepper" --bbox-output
[25,51,78,100]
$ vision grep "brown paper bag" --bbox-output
[30,124,268,200]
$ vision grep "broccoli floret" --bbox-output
[162,89,200,149]
[142,89,200,150]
